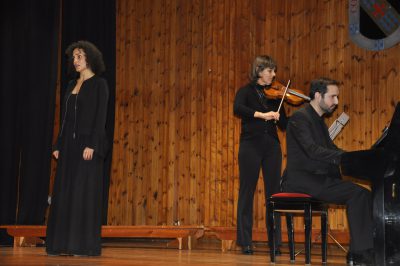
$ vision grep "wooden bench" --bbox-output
[0,225,204,249]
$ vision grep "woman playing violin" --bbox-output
[233,55,287,255]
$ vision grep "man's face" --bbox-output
[319,85,339,114]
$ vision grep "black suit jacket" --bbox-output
[282,104,344,196]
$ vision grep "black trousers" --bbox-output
[285,177,373,252]
[237,134,282,246]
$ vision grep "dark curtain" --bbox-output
[0,0,115,246]
[0,0,60,245]
[60,0,116,224]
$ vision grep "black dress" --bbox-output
[46,92,104,256]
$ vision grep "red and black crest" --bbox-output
[349,0,400,50]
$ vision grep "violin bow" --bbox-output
[276,79,291,113]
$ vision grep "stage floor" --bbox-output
[0,245,347,266]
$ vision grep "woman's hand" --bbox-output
[83,147,94,160]
[254,111,280,121]
[53,150,59,159]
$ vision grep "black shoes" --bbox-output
[241,245,282,256]
[347,252,354,265]
[241,245,254,255]
[274,247,282,256]
[347,249,374,266]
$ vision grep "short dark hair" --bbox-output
[65,40,105,77]
[249,55,277,82]
[309,77,339,100]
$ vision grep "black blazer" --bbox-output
[55,75,109,157]
[282,104,343,196]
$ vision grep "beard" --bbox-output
[319,98,336,114]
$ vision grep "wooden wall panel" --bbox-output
[109,0,400,235]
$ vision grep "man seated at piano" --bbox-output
[281,77,374,265]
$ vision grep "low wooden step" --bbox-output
[0,225,204,249]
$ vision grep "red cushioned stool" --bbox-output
[267,192,328,265]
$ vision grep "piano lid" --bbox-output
[341,102,400,180]
[372,102,400,152]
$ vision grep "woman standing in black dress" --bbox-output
[234,55,287,254]
[46,41,109,256]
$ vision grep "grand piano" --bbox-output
[341,103,400,266]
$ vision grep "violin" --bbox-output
[264,80,310,105]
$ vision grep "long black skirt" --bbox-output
[46,121,103,255]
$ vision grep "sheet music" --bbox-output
[329,112,349,140]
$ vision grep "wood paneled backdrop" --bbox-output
[107,0,400,235]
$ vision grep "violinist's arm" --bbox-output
[233,87,256,118]
[254,111,280,121]
[233,86,279,121]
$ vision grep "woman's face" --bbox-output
[258,67,276,85]
[72,48,89,73]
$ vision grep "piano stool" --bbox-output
[267,192,328,265]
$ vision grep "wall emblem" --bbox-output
[349,0,400,50]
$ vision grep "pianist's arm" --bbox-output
[287,111,344,166]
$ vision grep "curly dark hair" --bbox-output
[65,40,105,77]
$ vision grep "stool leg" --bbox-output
[286,214,295,262]
[304,204,312,265]
[267,202,275,263]
[321,210,328,264]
